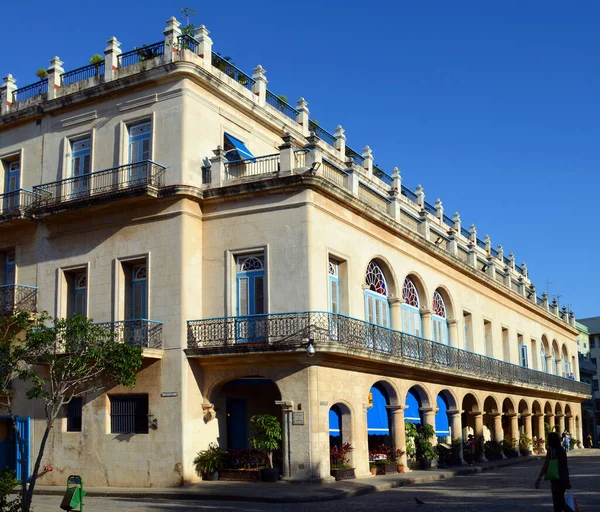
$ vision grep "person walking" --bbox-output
[535,431,571,511]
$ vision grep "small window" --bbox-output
[519,344,529,368]
[64,268,87,318]
[67,398,83,432]
[109,395,149,434]
[594,379,599,392]
[224,133,254,162]
[328,259,340,314]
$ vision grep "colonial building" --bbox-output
[0,16,590,487]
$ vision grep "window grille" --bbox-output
[109,395,149,434]
[67,398,82,432]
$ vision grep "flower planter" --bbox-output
[201,471,219,481]
[218,469,261,482]
[330,468,356,481]
[374,463,399,475]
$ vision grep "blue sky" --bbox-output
[2,1,598,318]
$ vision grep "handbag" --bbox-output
[564,490,579,512]
[544,448,559,481]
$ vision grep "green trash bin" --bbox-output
[60,475,85,511]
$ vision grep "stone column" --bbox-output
[491,413,506,459]
[209,146,227,187]
[522,413,532,438]
[103,37,122,82]
[507,413,520,457]
[447,319,458,347]
[387,405,407,469]
[278,133,294,174]
[296,98,309,136]
[163,16,182,63]
[387,167,402,221]
[195,25,213,61]
[362,146,373,178]
[389,297,402,332]
[345,159,359,196]
[0,74,17,115]
[567,415,574,436]
[421,309,432,340]
[536,413,546,454]
[251,65,267,104]
[46,56,63,100]
[334,125,346,158]
[275,400,294,480]
[448,409,465,463]
[472,412,487,461]
[421,408,437,441]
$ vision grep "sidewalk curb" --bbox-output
[28,454,549,504]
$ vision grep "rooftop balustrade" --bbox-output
[31,160,166,213]
[61,61,105,86]
[225,153,279,179]
[212,53,255,92]
[118,42,165,68]
[12,79,47,103]
[187,311,590,396]
[265,90,298,121]
[0,284,37,315]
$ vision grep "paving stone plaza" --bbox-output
[27,450,600,511]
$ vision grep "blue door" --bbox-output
[15,417,30,483]
[129,265,148,345]
[72,273,87,317]
[227,398,247,449]
[364,290,390,352]
[128,122,151,184]
[71,138,91,197]
[236,256,265,343]
[4,161,20,212]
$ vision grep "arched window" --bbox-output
[401,277,422,337]
[364,261,389,329]
[540,345,548,373]
[551,347,558,375]
[431,290,448,344]
[236,255,265,316]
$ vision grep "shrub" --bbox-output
[249,414,282,469]
[330,442,353,469]
[519,434,533,452]
[415,423,436,462]
[502,436,518,454]
[0,469,22,512]
[193,442,228,475]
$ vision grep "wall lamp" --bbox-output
[434,236,445,246]
[147,414,158,430]
[308,161,321,174]
[303,338,316,357]
[481,263,489,272]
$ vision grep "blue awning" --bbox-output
[224,133,254,160]
[367,386,390,435]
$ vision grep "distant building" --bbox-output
[579,317,600,444]
[0,16,591,486]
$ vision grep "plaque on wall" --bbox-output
[292,412,305,425]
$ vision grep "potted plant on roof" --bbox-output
[193,442,228,481]
[249,414,281,482]
[89,54,104,78]
[330,442,355,481]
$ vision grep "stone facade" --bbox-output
[0,16,589,487]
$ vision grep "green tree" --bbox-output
[0,312,143,512]
[249,414,282,469]
[180,7,197,36]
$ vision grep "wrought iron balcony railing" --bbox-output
[0,285,38,314]
[94,319,163,349]
[31,160,166,212]
[187,311,591,396]
[0,189,36,218]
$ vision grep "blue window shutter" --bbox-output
[15,417,30,483]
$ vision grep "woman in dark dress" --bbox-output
[535,432,571,511]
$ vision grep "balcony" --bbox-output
[0,189,36,222]
[31,160,166,214]
[94,319,163,349]
[0,284,38,315]
[187,311,591,396]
